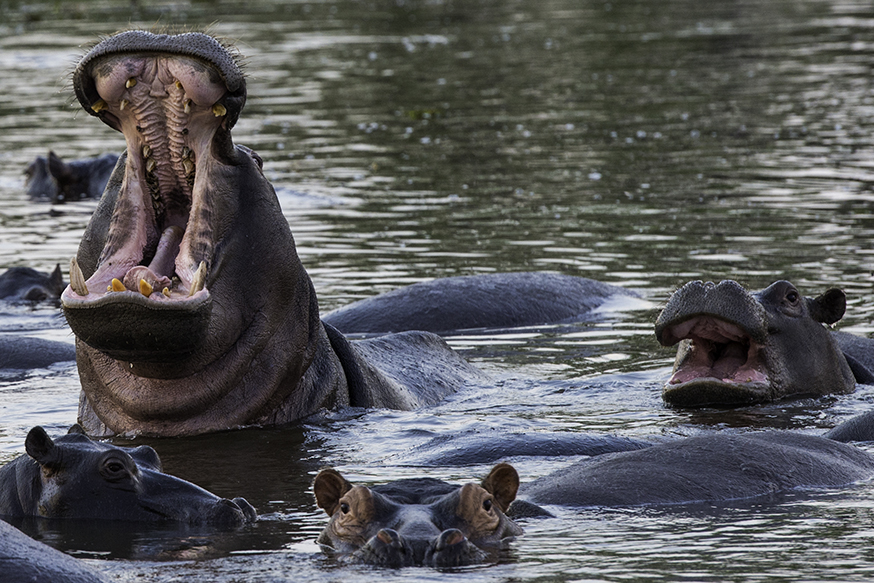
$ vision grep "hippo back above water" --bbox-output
[654,279,872,406]
[0,426,256,525]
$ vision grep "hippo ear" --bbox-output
[25,426,58,466]
[313,469,353,516]
[67,423,87,435]
[808,288,846,325]
[49,264,64,293]
[481,463,519,513]
[47,151,73,183]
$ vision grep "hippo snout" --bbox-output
[355,528,486,568]
[210,497,257,527]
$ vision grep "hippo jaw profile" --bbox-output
[313,464,523,568]
[0,426,256,526]
[656,279,854,406]
[60,31,346,437]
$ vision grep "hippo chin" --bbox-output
[655,279,857,406]
[314,464,522,568]
[0,426,256,526]
[61,31,481,437]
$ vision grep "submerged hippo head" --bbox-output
[0,426,256,525]
[655,279,853,406]
[0,265,65,302]
[313,464,523,568]
[60,31,347,436]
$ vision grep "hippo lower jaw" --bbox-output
[661,316,772,406]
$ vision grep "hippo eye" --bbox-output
[786,290,799,304]
[482,499,493,512]
[100,455,131,481]
[340,502,350,514]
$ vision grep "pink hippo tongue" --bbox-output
[121,225,183,297]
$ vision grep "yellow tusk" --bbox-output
[91,99,108,113]
[119,99,128,111]
[126,77,137,88]
[212,103,227,117]
[162,287,171,298]
[139,279,153,297]
[110,278,126,292]
[69,257,88,296]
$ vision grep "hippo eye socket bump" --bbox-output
[100,456,130,480]
[786,290,799,303]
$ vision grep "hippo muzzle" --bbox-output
[656,279,853,406]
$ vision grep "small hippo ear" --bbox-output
[481,463,519,513]
[809,288,846,325]
[49,264,64,292]
[25,426,57,466]
[313,469,353,516]
[67,424,87,435]
[47,151,73,183]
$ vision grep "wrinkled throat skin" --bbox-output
[62,31,347,436]
[655,279,854,407]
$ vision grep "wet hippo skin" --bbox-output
[655,279,874,406]
[0,264,65,302]
[0,426,256,525]
[24,151,118,203]
[60,31,485,437]
[0,519,111,583]
[313,464,523,567]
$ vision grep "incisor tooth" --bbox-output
[184,99,192,114]
[91,99,108,113]
[69,257,88,296]
[139,279,153,297]
[182,146,191,158]
[175,80,183,90]
[182,158,194,175]
[189,261,207,296]
[212,103,227,117]
[162,287,171,298]
[126,77,137,88]
[111,278,126,292]
[146,158,156,173]
[120,99,128,111]
[142,144,151,158]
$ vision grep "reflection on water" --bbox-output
[3,0,874,580]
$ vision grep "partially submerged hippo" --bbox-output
[314,464,522,567]
[25,151,118,202]
[0,426,256,525]
[61,31,485,437]
[323,272,640,334]
[0,264,65,302]
[1,519,111,583]
[655,279,874,406]
[518,430,874,508]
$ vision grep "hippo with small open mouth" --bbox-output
[0,426,256,525]
[61,31,486,437]
[313,464,522,567]
[655,279,874,406]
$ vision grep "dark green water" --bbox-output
[3,0,874,581]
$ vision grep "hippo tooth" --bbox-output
[125,77,137,88]
[182,158,195,175]
[175,80,183,90]
[146,158,156,173]
[110,278,126,292]
[142,144,151,158]
[182,146,191,158]
[212,103,227,117]
[91,99,108,113]
[120,99,128,111]
[162,287,171,298]
[69,257,88,296]
[189,261,207,296]
[139,279,153,297]
[184,99,192,114]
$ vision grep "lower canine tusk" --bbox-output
[189,261,207,296]
[69,257,88,296]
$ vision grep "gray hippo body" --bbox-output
[0,426,256,525]
[25,151,118,203]
[0,334,75,369]
[313,464,522,567]
[0,519,111,583]
[0,264,65,302]
[518,431,874,508]
[323,272,639,334]
[655,279,874,406]
[60,31,482,437]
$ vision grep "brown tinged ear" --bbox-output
[481,463,519,513]
[314,468,354,516]
[809,288,846,325]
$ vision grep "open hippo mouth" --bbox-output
[655,280,773,406]
[658,315,770,406]
[61,32,246,363]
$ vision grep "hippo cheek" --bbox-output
[661,317,773,407]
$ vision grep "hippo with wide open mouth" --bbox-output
[654,279,874,406]
[61,31,483,437]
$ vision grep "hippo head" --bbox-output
[655,279,854,406]
[60,31,333,436]
[0,265,65,302]
[13,426,256,525]
[313,464,523,568]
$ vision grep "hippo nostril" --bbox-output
[376,529,404,549]
[231,497,257,522]
[435,529,466,551]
